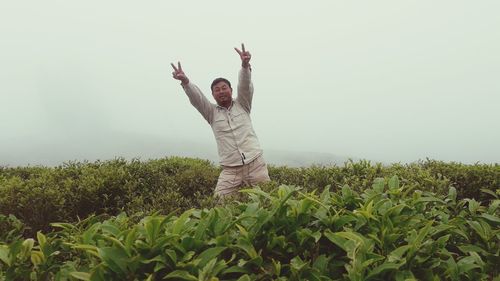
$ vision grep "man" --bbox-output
[171,43,270,198]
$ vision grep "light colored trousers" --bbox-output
[214,155,271,198]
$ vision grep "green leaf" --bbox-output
[447,186,457,202]
[272,258,282,276]
[320,186,331,203]
[415,197,445,204]
[480,213,500,224]
[196,246,227,268]
[31,251,45,266]
[172,209,194,235]
[450,228,469,241]
[445,256,459,280]
[250,187,297,237]
[430,224,455,237]
[457,244,488,255]
[240,188,273,201]
[372,178,385,193]
[488,200,500,214]
[101,223,121,237]
[236,275,252,281]
[181,251,195,262]
[70,272,91,281]
[71,244,99,252]
[436,234,451,248]
[467,199,481,214]
[467,220,491,242]
[221,265,250,275]
[124,228,137,255]
[98,247,129,275]
[366,261,403,279]
[480,188,498,199]
[82,223,100,244]
[89,264,107,281]
[395,270,417,281]
[163,270,198,280]
[384,203,409,217]
[165,249,177,266]
[235,238,257,259]
[235,224,249,239]
[335,231,370,248]
[411,220,434,249]
[333,214,357,230]
[143,216,165,245]
[0,245,11,266]
[36,231,47,250]
[388,176,400,190]
[469,251,485,267]
[21,238,35,260]
[99,235,127,254]
[198,258,219,281]
[388,245,411,263]
[324,229,349,252]
[141,255,166,265]
[312,255,329,274]
[50,222,76,231]
[342,185,354,199]
[311,231,322,243]
[194,212,211,241]
[297,192,328,211]
[457,255,482,274]
[290,256,308,272]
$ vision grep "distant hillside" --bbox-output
[264,149,354,167]
[1,133,355,167]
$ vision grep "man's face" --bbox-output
[212,81,233,106]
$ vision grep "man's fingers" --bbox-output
[170,63,178,72]
[178,61,182,71]
[241,43,245,53]
[234,47,242,55]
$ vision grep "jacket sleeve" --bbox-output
[182,82,214,124]
[235,67,254,113]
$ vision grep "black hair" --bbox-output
[211,78,232,92]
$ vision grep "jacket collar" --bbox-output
[216,100,234,111]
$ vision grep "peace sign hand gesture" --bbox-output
[171,62,189,85]
[234,43,251,69]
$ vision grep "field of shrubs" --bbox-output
[0,157,498,280]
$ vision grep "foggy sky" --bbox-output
[1,1,499,166]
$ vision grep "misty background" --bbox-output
[1,1,499,167]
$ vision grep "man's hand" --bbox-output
[234,43,251,69]
[171,62,189,85]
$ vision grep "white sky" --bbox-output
[1,0,499,166]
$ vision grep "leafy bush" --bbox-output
[0,158,498,236]
[0,215,26,244]
[420,159,500,202]
[0,157,220,235]
[1,178,498,280]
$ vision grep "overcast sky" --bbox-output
[1,0,499,166]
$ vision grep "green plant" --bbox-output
[1,176,498,280]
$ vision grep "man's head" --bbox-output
[211,78,233,108]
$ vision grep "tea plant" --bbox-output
[1,176,498,280]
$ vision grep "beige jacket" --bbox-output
[182,68,263,166]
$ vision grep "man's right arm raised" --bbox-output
[171,62,214,124]
[182,82,214,124]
